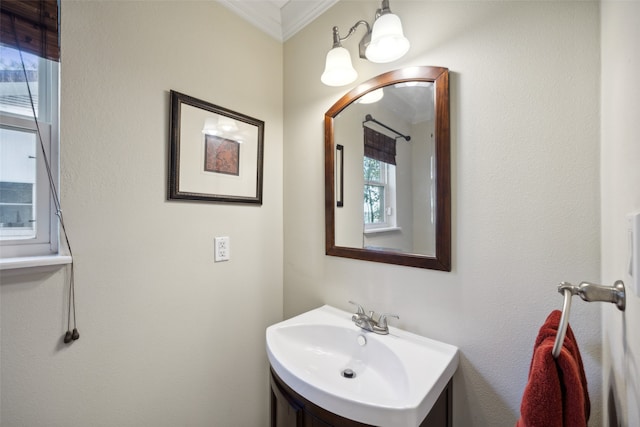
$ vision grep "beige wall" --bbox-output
[284,1,601,426]
[601,2,640,426]
[0,1,283,426]
[2,1,635,426]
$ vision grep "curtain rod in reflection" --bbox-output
[362,114,411,141]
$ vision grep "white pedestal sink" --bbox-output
[266,305,459,427]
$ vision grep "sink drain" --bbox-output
[341,368,356,379]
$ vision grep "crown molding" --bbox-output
[217,0,283,41]
[281,0,338,41]
[217,0,338,42]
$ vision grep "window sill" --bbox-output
[0,255,72,272]
[364,226,402,235]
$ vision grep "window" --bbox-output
[363,156,397,230]
[0,45,59,258]
[362,126,398,232]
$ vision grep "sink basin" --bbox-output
[266,305,459,426]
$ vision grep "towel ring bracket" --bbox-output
[552,280,626,358]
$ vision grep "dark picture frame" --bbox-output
[336,144,344,207]
[168,90,264,204]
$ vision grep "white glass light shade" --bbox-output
[357,88,384,104]
[321,46,358,87]
[365,13,410,63]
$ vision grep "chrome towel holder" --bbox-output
[552,280,626,358]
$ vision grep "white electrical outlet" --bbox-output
[214,236,230,262]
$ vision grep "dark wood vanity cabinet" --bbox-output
[270,369,452,427]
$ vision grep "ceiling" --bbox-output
[216,0,338,42]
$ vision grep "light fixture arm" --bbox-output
[331,21,370,46]
[321,0,410,86]
[331,21,372,59]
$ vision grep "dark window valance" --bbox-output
[1,0,59,62]
[364,126,396,165]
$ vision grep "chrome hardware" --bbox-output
[354,315,377,332]
[348,302,399,335]
[373,313,399,335]
[552,280,626,358]
[349,301,375,331]
[575,280,626,311]
[348,301,365,316]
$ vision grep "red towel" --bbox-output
[516,310,590,427]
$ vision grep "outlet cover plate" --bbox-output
[215,236,230,262]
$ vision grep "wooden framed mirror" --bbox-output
[325,66,451,270]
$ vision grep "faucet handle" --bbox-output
[377,313,399,329]
[348,301,366,315]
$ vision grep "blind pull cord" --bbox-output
[11,15,79,345]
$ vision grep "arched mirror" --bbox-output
[325,66,451,270]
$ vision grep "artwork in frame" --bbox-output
[204,135,240,176]
[168,90,264,204]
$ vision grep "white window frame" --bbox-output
[363,157,398,232]
[0,53,61,262]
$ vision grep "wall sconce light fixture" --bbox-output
[321,0,410,87]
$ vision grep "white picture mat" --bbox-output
[178,104,258,198]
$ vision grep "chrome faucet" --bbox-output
[348,301,398,335]
[373,313,400,335]
[349,301,374,330]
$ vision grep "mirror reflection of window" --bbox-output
[363,124,398,233]
[363,157,396,230]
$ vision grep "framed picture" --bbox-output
[168,90,264,204]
